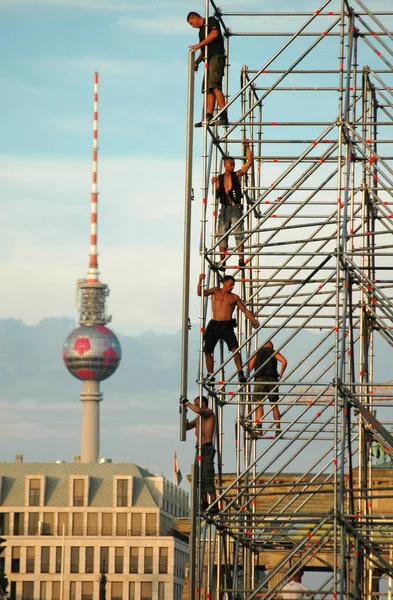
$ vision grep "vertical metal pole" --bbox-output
[189,463,198,600]
[180,51,195,441]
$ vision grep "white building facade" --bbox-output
[0,460,189,600]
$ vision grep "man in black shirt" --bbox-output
[187,11,228,126]
[249,341,287,436]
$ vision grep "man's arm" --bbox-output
[236,296,259,328]
[197,273,215,297]
[189,28,219,53]
[275,352,287,379]
[186,417,197,431]
[185,402,213,419]
[237,139,254,177]
[249,353,257,372]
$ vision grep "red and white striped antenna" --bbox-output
[88,71,99,283]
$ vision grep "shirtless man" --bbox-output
[212,139,254,268]
[198,273,259,383]
[186,396,218,513]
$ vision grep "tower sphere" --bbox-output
[63,325,121,382]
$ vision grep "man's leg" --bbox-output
[231,348,246,382]
[273,404,281,432]
[205,352,214,375]
[213,88,226,111]
[207,91,216,115]
[219,245,227,263]
[256,402,264,422]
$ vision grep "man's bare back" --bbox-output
[186,397,215,444]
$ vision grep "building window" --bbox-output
[0,512,10,535]
[87,513,98,536]
[55,547,62,574]
[141,582,152,600]
[102,513,112,536]
[128,582,135,600]
[52,582,60,600]
[114,547,123,574]
[41,546,50,573]
[116,479,128,506]
[69,582,76,600]
[116,513,127,536]
[158,583,165,600]
[73,479,85,506]
[22,581,34,600]
[100,547,109,574]
[85,546,94,574]
[26,546,35,573]
[42,513,54,535]
[70,547,79,574]
[29,478,41,506]
[82,582,93,600]
[144,547,153,574]
[130,513,141,536]
[72,513,83,536]
[57,513,68,536]
[111,582,122,600]
[146,513,156,536]
[28,512,39,535]
[13,512,24,536]
[11,546,20,573]
[159,547,168,574]
[129,547,138,574]
[40,581,46,600]
[10,582,16,600]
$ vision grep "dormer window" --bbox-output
[73,479,84,506]
[29,479,40,506]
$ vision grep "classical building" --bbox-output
[0,458,189,600]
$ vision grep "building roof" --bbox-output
[0,462,164,508]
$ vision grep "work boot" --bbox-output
[238,370,247,383]
[216,109,228,126]
[195,113,213,128]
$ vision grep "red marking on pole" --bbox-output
[372,31,376,36]
[213,211,216,216]
[307,533,312,538]
[313,141,318,146]
[202,198,207,204]
[200,328,204,333]
[349,229,353,234]
[333,594,337,599]
[372,299,377,304]
[271,121,277,125]
[252,499,256,505]
[204,63,208,69]
[224,251,229,256]
[273,158,278,163]
[207,595,211,599]
[320,158,325,163]
[389,215,393,219]
[384,201,389,205]
[246,530,251,536]
[323,31,328,36]
[316,412,321,417]
[318,285,323,290]
[348,350,352,355]
[370,155,377,164]
[198,456,202,462]
[219,380,223,385]
[339,63,344,69]
[277,197,282,201]
[355,513,360,519]
[196,589,200,594]
[359,371,363,376]
[241,277,246,282]
[366,139,372,143]
[308,401,312,407]
[366,231,371,236]
[228,391,234,396]
[265,200,270,204]
[242,505,246,511]
[333,459,337,465]
[92,214,97,223]
[315,9,320,14]
[377,51,382,57]
[335,327,339,332]
[273,214,277,218]
[349,87,353,91]
[325,139,331,143]
[263,69,267,73]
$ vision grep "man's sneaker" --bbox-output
[216,117,229,126]
[238,370,247,383]
[239,258,246,268]
[195,113,213,128]
[254,423,264,436]
[204,374,215,387]
[208,503,219,515]
[275,428,281,438]
[200,500,209,512]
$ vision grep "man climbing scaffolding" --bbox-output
[187,11,228,127]
[185,396,218,514]
[212,138,254,269]
[197,273,259,383]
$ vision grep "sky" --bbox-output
[1,0,392,482]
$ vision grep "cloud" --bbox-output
[119,15,189,35]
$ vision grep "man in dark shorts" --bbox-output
[249,341,287,436]
[187,11,228,126]
[197,273,259,383]
[212,139,254,268]
[185,396,218,513]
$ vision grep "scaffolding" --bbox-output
[180,1,393,598]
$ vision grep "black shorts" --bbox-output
[203,319,238,354]
[195,443,216,494]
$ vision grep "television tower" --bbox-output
[63,72,121,463]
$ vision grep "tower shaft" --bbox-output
[80,380,102,463]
